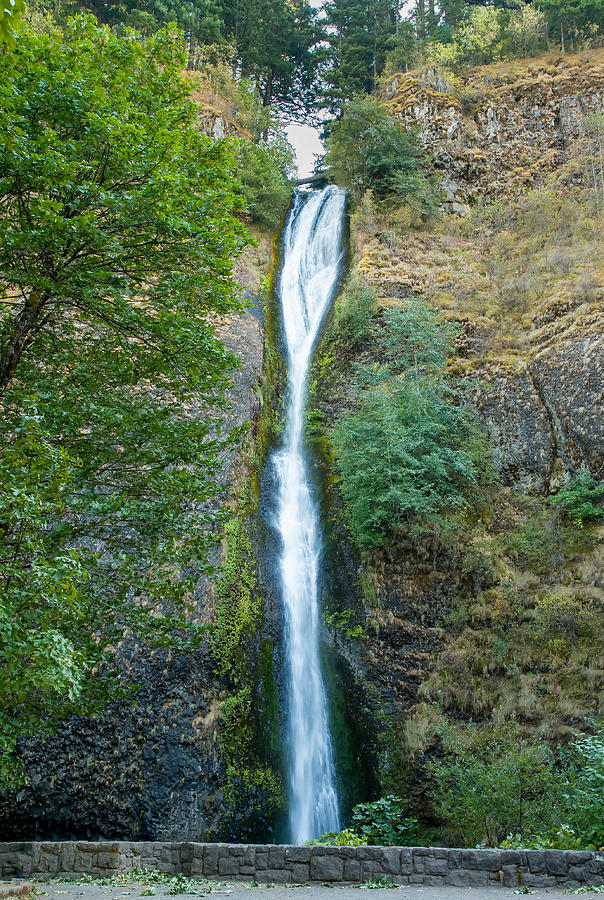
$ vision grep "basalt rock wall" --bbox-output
[0,264,267,842]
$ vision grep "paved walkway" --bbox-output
[33,881,579,900]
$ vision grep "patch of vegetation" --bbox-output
[325,608,366,640]
[553,474,604,527]
[331,299,482,547]
[314,795,419,846]
[211,512,284,841]
[430,722,567,847]
[332,278,376,351]
[218,683,285,842]
[237,136,294,230]
[427,720,604,850]
[45,870,229,894]
[210,489,263,680]
[324,95,439,215]
[570,887,604,895]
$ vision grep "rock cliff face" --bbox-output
[306,49,604,819]
[358,227,603,493]
[385,51,604,210]
[363,47,604,493]
[460,294,604,492]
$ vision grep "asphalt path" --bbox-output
[32,879,581,900]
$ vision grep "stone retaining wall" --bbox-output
[1,843,604,889]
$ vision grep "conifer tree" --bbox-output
[322,0,398,111]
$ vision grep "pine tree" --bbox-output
[225,0,319,116]
[322,0,398,111]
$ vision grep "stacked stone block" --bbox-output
[1,842,603,888]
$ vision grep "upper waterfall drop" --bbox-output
[273,185,347,844]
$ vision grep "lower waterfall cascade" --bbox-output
[272,185,347,844]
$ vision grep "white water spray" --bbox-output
[273,186,347,844]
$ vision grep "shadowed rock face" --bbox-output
[529,329,604,482]
[465,299,604,492]
[2,646,226,841]
[468,362,556,493]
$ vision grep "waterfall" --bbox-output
[272,185,347,844]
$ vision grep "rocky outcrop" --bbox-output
[2,648,226,841]
[529,304,604,481]
[462,297,604,491]
[385,51,604,208]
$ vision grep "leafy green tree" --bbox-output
[64,0,226,43]
[325,95,438,211]
[0,0,24,45]
[62,0,320,117]
[541,0,604,51]
[237,135,294,228]
[505,4,548,56]
[0,15,247,395]
[0,16,248,784]
[226,0,320,115]
[0,413,87,788]
[332,380,477,545]
[385,20,422,74]
[428,5,503,69]
[430,724,568,846]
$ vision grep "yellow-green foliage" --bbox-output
[210,240,286,839]
[217,684,285,840]
[415,503,604,742]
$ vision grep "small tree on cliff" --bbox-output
[0,16,248,785]
[324,95,438,213]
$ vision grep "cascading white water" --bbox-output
[273,185,347,844]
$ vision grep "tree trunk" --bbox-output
[262,72,274,108]
[416,0,426,41]
[0,292,50,396]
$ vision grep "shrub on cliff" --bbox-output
[0,15,247,786]
[332,299,479,546]
[333,278,376,350]
[552,473,604,527]
[429,723,567,847]
[429,721,604,849]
